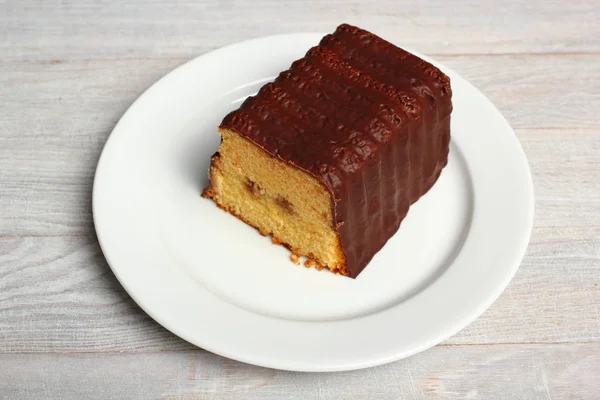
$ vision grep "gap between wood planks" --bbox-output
[0,234,93,239]
[2,341,599,355]
[1,50,600,66]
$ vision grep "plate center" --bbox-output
[159,84,473,322]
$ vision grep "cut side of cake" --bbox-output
[202,24,452,278]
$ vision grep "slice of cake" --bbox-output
[202,24,452,278]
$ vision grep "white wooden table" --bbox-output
[1,1,599,398]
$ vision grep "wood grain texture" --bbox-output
[1,56,598,235]
[0,59,182,236]
[0,0,598,61]
[1,0,599,397]
[1,345,599,400]
[1,235,598,353]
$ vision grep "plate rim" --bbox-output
[93,32,535,372]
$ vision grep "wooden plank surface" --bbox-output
[1,232,598,352]
[1,56,598,235]
[1,345,599,400]
[1,0,598,61]
[1,0,599,398]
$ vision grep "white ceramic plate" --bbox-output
[93,33,534,372]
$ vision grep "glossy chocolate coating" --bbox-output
[221,24,452,278]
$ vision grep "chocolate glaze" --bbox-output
[220,24,452,277]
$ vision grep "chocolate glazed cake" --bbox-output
[203,24,452,278]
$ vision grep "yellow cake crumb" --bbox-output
[202,128,349,276]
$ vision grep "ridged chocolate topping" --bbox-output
[221,24,452,277]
